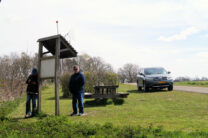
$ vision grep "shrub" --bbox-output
[60,73,72,98]
[103,72,119,86]
[0,117,208,137]
[84,72,96,93]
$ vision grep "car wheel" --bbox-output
[143,82,149,92]
[137,81,142,91]
[168,85,173,91]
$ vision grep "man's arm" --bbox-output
[80,73,85,86]
[68,75,72,91]
[26,75,31,84]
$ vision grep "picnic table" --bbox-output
[84,85,129,99]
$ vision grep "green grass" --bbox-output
[7,83,208,132]
[0,96,24,120]
[2,116,208,138]
[174,81,208,87]
[1,84,208,137]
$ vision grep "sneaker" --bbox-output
[70,113,78,116]
[25,114,31,118]
[78,113,85,116]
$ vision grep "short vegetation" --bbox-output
[174,81,208,87]
[1,116,208,138]
[0,84,207,137]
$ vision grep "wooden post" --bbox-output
[38,42,43,113]
[55,37,60,115]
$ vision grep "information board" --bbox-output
[40,58,55,78]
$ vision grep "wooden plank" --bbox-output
[40,77,54,80]
[37,34,60,42]
[60,38,73,51]
[84,93,129,99]
[55,38,60,115]
[38,42,43,113]
[42,51,50,55]
[40,56,55,60]
[93,85,118,89]
[60,48,71,53]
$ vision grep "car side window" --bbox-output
[138,69,141,74]
[141,69,144,74]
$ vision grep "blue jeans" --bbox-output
[26,94,38,115]
[72,93,84,114]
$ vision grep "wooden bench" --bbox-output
[84,85,129,99]
[94,85,118,94]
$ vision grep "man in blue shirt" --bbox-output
[69,65,85,116]
[25,68,38,118]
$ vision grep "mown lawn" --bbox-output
[8,84,208,132]
[174,81,208,87]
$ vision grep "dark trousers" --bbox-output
[72,93,84,114]
[26,93,38,115]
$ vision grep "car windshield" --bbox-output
[144,68,167,75]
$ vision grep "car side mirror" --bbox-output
[139,73,145,76]
[168,71,171,74]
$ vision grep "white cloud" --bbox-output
[158,27,199,42]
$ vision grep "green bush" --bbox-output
[84,72,96,93]
[60,73,72,98]
[0,116,208,137]
[103,72,119,86]
[61,72,119,98]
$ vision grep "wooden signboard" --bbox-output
[37,34,77,115]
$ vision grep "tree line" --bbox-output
[1,52,208,101]
[0,52,139,101]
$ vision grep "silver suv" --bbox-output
[137,67,173,92]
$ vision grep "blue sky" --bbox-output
[1,0,208,78]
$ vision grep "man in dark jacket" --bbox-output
[25,68,38,118]
[69,65,85,116]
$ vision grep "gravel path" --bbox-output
[126,83,208,94]
[173,86,208,94]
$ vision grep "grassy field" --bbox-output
[174,81,208,87]
[7,83,208,133]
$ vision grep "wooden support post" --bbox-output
[55,38,60,115]
[38,42,43,113]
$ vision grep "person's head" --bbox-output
[73,65,79,74]
[32,68,38,75]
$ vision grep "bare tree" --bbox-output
[118,63,139,83]
[0,52,35,101]
[62,54,114,85]
[31,53,38,69]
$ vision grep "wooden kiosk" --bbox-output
[37,34,77,115]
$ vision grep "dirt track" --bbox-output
[127,83,208,94]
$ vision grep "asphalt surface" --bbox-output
[127,83,208,94]
[173,86,208,94]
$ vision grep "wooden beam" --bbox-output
[55,38,60,115]
[42,51,50,55]
[60,39,77,56]
[37,34,61,42]
[40,56,55,61]
[60,48,70,53]
[40,77,54,80]
[38,42,43,113]
[84,93,129,99]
